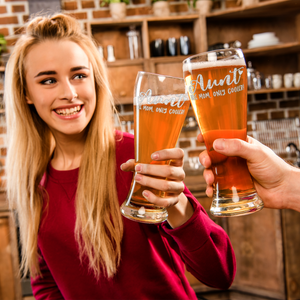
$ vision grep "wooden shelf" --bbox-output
[208,0,300,19]
[243,42,300,57]
[106,58,144,67]
[248,87,300,94]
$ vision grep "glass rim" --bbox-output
[182,48,244,65]
[137,71,184,81]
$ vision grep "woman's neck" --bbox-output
[51,132,86,171]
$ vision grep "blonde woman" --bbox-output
[5,13,235,299]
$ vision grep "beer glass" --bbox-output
[120,72,190,224]
[183,49,264,216]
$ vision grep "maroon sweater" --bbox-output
[31,132,236,300]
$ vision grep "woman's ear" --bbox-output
[26,96,33,104]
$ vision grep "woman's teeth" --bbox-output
[55,105,81,116]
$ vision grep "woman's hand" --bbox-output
[197,133,300,212]
[121,148,194,228]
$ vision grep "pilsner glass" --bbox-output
[183,49,264,217]
[120,71,190,224]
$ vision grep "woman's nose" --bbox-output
[59,80,77,101]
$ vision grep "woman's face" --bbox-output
[25,39,96,139]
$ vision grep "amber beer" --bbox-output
[183,49,263,216]
[130,95,190,208]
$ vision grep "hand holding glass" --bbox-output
[120,71,190,224]
[183,49,264,216]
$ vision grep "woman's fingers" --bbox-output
[142,190,183,208]
[151,148,184,167]
[199,149,212,168]
[135,163,185,181]
[197,132,204,143]
[120,159,135,172]
[135,173,185,194]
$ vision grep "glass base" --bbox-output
[210,193,264,217]
[120,201,168,224]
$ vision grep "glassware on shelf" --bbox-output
[107,45,116,62]
[126,26,142,60]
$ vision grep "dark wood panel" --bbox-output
[107,64,144,104]
[281,209,300,300]
[0,212,21,300]
[228,209,285,299]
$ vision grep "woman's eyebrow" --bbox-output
[70,66,89,72]
[34,66,89,78]
[34,70,56,78]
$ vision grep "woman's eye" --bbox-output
[74,74,87,80]
[41,78,56,85]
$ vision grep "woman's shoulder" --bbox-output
[115,130,134,146]
[115,130,134,161]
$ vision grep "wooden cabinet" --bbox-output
[87,15,206,104]
[88,0,300,105]
[0,194,22,300]
[207,0,300,79]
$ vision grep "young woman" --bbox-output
[5,13,236,299]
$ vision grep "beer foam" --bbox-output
[182,57,245,73]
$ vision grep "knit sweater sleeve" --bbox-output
[161,186,236,290]
[31,248,64,300]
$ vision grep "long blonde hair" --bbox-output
[5,13,123,279]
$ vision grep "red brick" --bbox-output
[0,16,18,25]
[63,1,78,10]
[270,111,285,119]
[23,15,29,23]
[188,149,201,157]
[288,110,300,118]
[12,5,25,12]
[0,178,6,190]
[82,0,95,8]
[247,113,253,122]
[0,28,9,36]
[127,7,151,16]
[169,3,188,13]
[0,127,6,134]
[279,100,300,108]
[132,0,145,4]
[256,112,269,121]
[0,168,5,177]
[13,27,23,34]
[93,10,111,18]
[248,102,276,112]
[179,140,191,148]
[195,140,205,147]
[0,6,7,14]
[0,148,6,156]
[0,158,5,167]
[6,37,18,46]
[66,12,87,20]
